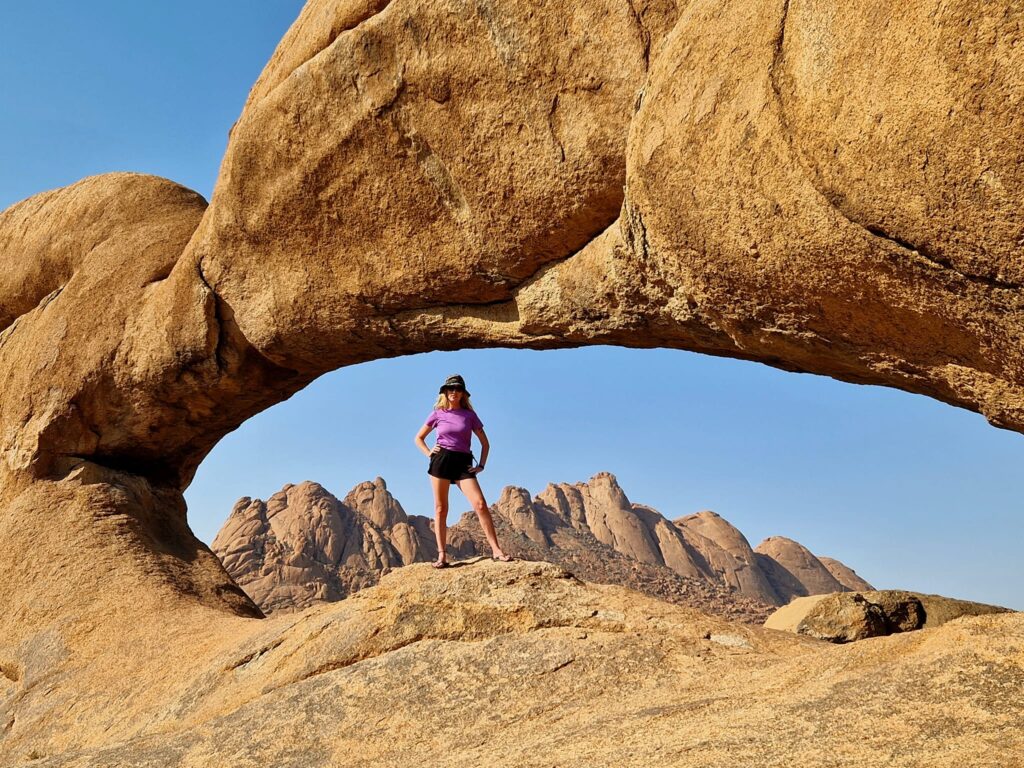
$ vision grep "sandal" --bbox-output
[432,559,450,569]
[491,553,514,562]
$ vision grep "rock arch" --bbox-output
[0,0,1021,744]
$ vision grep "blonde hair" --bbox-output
[434,391,475,411]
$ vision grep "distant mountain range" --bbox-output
[212,472,872,623]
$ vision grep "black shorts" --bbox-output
[428,447,476,482]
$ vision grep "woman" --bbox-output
[414,374,514,568]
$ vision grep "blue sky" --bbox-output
[4,3,1022,610]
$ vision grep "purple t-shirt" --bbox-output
[425,408,483,453]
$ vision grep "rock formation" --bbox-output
[674,510,783,604]
[501,479,874,608]
[818,555,874,592]
[343,476,436,564]
[755,535,847,597]
[441,477,778,624]
[765,589,1012,643]
[6,560,1022,765]
[213,472,871,622]
[1,0,1022,761]
[783,592,893,643]
[211,479,432,612]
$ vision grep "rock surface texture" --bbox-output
[1,0,1022,763]
[213,472,870,622]
[7,561,1024,767]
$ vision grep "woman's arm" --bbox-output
[471,427,489,471]
[414,423,437,458]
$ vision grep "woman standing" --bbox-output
[414,374,514,568]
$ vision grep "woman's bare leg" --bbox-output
[456,476,510,559]
[431,475,451,564]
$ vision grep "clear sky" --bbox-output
[4,3,1022,611]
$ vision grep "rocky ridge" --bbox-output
[212,472,873,622]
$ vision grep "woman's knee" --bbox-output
[434,502,449,516]
[473,501,489,516]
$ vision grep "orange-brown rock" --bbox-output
[536,475,713,580]
[675,511,782,605]
[621,0,1024,435]
[864,590,926,634]
[906,591,1015,628]
[5,561,1022,766]
[213,472,874,624]
[212,479,434,612]
[1,0,1022,762]
[630,503,711,580]
[793,592,890,643]
[344,476,435,563]
[193,0,663,372]
[509,475,796,603]
[493,485,553,546]
[755,535,848,597]
[819,555,875,592]
[765,589,1012,643]
[212,474,776,622]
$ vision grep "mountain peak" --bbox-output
[213,475,872,619]
[754,537,846,595]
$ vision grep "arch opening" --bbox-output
[188,345,1024,617]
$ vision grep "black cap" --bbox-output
[439,374,470,397]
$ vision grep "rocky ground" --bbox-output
[7,559,1021,767]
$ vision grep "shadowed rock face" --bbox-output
[755,535,846,596]
[675,511,782,605]
[818,556,874,592]
[0,0,1022,759]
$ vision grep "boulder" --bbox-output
[765,590,1012,642]
[870,590,1012,629]
[795,593,889,643]
[864,590,926,633]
